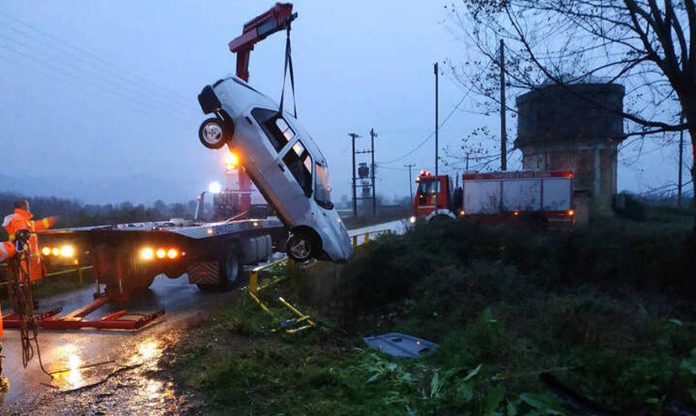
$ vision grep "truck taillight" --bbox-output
[140,247,183,261]
[42,245,77,258]
[567,209,575,216]
[458,209,465,216]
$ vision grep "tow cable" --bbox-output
[7,229,51,377]
[278,23,297,118]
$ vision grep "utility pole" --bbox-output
[404,163,415,201]
[434,62,440,176]
[348,133,360,216]
[499,39,507,171]
[678,113,684,206]
[370,128,378,216]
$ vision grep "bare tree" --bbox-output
[449,0,696,226]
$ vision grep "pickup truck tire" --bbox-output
[286,231,317,263]
[197,249,240,292]
[198,117,232,149]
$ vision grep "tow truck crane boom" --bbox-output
[229,2,296,82]
[226,2,297,216]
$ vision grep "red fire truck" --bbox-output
[413,170,575,224]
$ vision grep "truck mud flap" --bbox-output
[187,261,221,285]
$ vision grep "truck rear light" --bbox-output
[513,210,520,217]
[567,209,575,216]
[458,209,465,216]
[140,247,182,261]
[60,245,76,258]
[141,247,155,260]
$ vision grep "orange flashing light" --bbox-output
[225,151,240,170]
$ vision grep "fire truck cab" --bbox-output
[413,170,459,221]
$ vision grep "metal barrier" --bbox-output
[246,257,315,334]
[245,225,398,333]
[350,227,395,247]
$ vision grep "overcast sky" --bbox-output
[0,1,691,205]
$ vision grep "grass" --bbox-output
[171,217,696,415]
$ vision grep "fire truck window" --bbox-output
[251,108,294,152]
[314,163,333,209]
[282,141,313,197]
[418,181,440,196]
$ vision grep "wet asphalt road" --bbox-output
[1,274,235,414]
[0,219,409,414]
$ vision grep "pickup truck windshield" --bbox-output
[314,163,333,209]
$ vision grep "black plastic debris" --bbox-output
[363,332,438,358]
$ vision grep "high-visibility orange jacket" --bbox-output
[2,209,56,281]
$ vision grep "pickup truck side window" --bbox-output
[251,108,295,152]
[282,140,313,197]
[314,162,333,209]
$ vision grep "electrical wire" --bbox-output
[379,93,469,165]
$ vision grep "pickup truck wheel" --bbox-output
[287,232,315,263]
[199,117,231,149]
[197,250,240,292]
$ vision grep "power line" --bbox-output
[0,32,197,123]
[379,93,469,165]
[0,12,192,106]
[0,42,194,126]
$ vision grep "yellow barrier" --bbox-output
[349,228,395,247]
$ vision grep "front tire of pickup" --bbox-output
[286,230,319,263]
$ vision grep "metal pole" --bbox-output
[404,163,415,201]
[500,39,507,171]
[349,133,360,216]
[370,128,377,216]
[434,62,439,176]
[678,112,684,206]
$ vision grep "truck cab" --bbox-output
[414,171,457,220]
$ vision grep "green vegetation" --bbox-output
[172,216,696,415]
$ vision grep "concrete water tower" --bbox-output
[515,82,625,213]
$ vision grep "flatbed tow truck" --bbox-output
[2,2,326,331]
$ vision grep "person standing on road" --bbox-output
[2,199,56,281]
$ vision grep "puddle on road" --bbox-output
[49,336,170,394]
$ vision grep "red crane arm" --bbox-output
[228,2,296,82]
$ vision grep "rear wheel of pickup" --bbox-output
[199,117,233,149]
[197,249,241,293]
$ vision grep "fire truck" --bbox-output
[413,170,575,224]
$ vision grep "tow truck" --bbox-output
[413,170,575,225]
[3,2,346,331]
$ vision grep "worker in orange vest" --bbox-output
[2,199,56,282]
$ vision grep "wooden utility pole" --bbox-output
[404,163,415,201]
[370,128,378,216]
[434,62,440,176]
[499,39,507,171]
[348,133,360,216]
[678,113,684,206]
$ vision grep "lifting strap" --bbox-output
[278,24,297,118]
